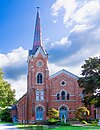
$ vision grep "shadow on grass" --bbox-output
[17,125,49,130]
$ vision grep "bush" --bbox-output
[46,118,60,125]
[48,108,59,119]
[81,120,87,124]
[0,109,12,122]
[87,118,99,125]
[91,120,98,126]
[55,121,61,125]
[75,106,90,121]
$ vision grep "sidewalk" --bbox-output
[0,124,19,130]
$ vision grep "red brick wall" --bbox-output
[17,94,27,123]
[17,51,85,123]
[49,73,82,119]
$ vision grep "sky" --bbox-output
[0,0,100,100]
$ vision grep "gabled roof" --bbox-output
[50,69,79,80]
[34,46,47,58]
[29,46,38,56]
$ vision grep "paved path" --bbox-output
[0,124,19,130]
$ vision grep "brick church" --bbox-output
[11,8,94,123]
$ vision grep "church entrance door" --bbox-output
[59,106,68,122]
[36,106,43,120]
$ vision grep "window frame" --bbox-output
[61,91,66,100]
[36,90,44,101]
[37,73,43,84]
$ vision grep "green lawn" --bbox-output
[49,126,100,130]
[0,122,13,124]
[16,125,100,130]
[1,123,100,130]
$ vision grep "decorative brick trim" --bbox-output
[58,104,69,111]
[35,104,45,111]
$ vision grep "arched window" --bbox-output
[57,93,60,100]
[61,91,66,100]
[60,106,67,110]
[37,73,42,84]
[36,106,43,111]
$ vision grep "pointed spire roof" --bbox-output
[28,7,47,57]
[33,7,42,48]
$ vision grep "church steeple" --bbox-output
[28,8,47,57]
[33,7,42,48]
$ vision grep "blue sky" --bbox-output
[0,0,100,99]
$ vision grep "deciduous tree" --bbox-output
[0,68,16,108]
[78,56,100,106]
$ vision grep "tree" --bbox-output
[0,68,16,108]
[75,106,90,121]
[78,56,100,106]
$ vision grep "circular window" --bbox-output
[60,81,66,86]
[37,61,43,67]
[38,61,42,66]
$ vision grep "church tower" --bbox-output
[27,8,49,122]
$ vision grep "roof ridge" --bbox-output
[50,69,79,79]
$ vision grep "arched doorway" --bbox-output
[36,106,44,120]
[59,106,68,122]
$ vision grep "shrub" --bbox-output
[0,108,12,122]
[75,106,90,121]
[81,120,87,124]
[48,108,59,118]
[55,122,61,126]
[91,120,98,126]
[46,118,60,125]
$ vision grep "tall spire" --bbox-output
[33,7,42,48]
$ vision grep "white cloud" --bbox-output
[52,36,72,46]
[6,75,27,100]
[74,1,100,24]
[48,63,81,77]
[0,47,28,100]
[56,43,100,68]
[52,0,77,18]
[50,0,100,68]
[58,37,70,45]
[51,0,100,30]
[0,47,28,67]
[48,63,66,75]
[70,24,95,32]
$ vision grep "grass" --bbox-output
[0,122,13,124]
[49,126,100,130]
[15,124,100,130]
[16,124,49,129]
[0,122,100,130]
